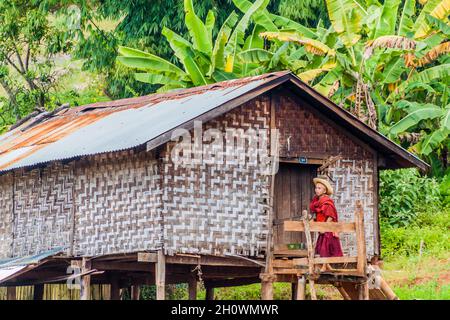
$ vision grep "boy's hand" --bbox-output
[333,232,339,238]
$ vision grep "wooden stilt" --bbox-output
[309,280,317,300]
[302,210,317,300]
[80,257,91,300]
[261,280,273,300]
[334,283,351,300]
[358,282,369,300]
[296,276,306,300]
[156,250,166,300]
[33,284,44,300]
[379,277,398,300]
[131,285,140,300]
[291,282,298,300]
[355,200,367,277]
[110,274,121,300]
[205,286,214,300]
[7,287,16,300]
[188,276,197,300]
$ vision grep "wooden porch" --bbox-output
[260,200,398,300]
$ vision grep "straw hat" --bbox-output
[313,176,333,195]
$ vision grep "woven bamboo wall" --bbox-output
[276,94,377,257]
[73,149,163,256]
[162,96,272,257]
[0,91,380,260]
[0,173,13,259]
[11,163,73,257]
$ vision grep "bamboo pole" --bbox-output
[80,257,91,300]
[355,200,367,276]
[131,285,140,300]
[296,276,306,300]
[205,286,214,300]
[156,250,166,300]
[302,210,317,300]
[188,276,197,300]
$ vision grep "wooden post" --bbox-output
[33,284,44,300]
[291,282,298,300]
[358,282,369,300]
[131,285,140,300]
[296,276,306,300]
[334,283,351,300]
[205,286,214,300]
[355,200,367,277]
[80,257,91,300]
[188,276,197,300]
[302,210,317,300]
[156,250,166,300]
[110,273,121,300]
[379,277,398,300]
[6,287,16,300]
[260,273,274,300]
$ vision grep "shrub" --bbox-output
[380,209,450,260]
[379,168,442,227]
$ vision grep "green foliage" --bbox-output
[393,281,450,300]
[379,168,442,227]
[262,0,450,175]
[0,0,81,130]
[381,218,449,258]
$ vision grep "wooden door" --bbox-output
[273,162,318,247]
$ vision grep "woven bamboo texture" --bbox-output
[0,93,378,260]
[162,97,271,257]
[12,163,73,257]
[73,149,163,256]
[0,173,13,259]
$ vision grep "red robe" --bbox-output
[309,195,343,257]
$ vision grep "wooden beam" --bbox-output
[260,273,275,300]
[303,213,317,301]
[379,277,398,300]
[33,284,44,300]
[131,285,140,300]
[156,250,166,300]
[110,274,121,300]
[284,220,356,233]
[296,276,306,300]
[293,256,358,266]
[80,257,91,300]
[355,200,367,276]
[204,277,260,288]
[291,282,297,300]
[92,261,155,272]
[335,283,351,300]
[358,282,369,300]
[205,286,214,300]
[6,287,16,300]
[188,276,197,300]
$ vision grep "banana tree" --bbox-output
[117,0,274,92]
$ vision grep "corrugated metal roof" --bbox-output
[0,247,65,268]
[0,247,65,283]
[0,72,286,172]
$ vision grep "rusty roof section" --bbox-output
[0,71,289,172]
[0,70,429,173]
